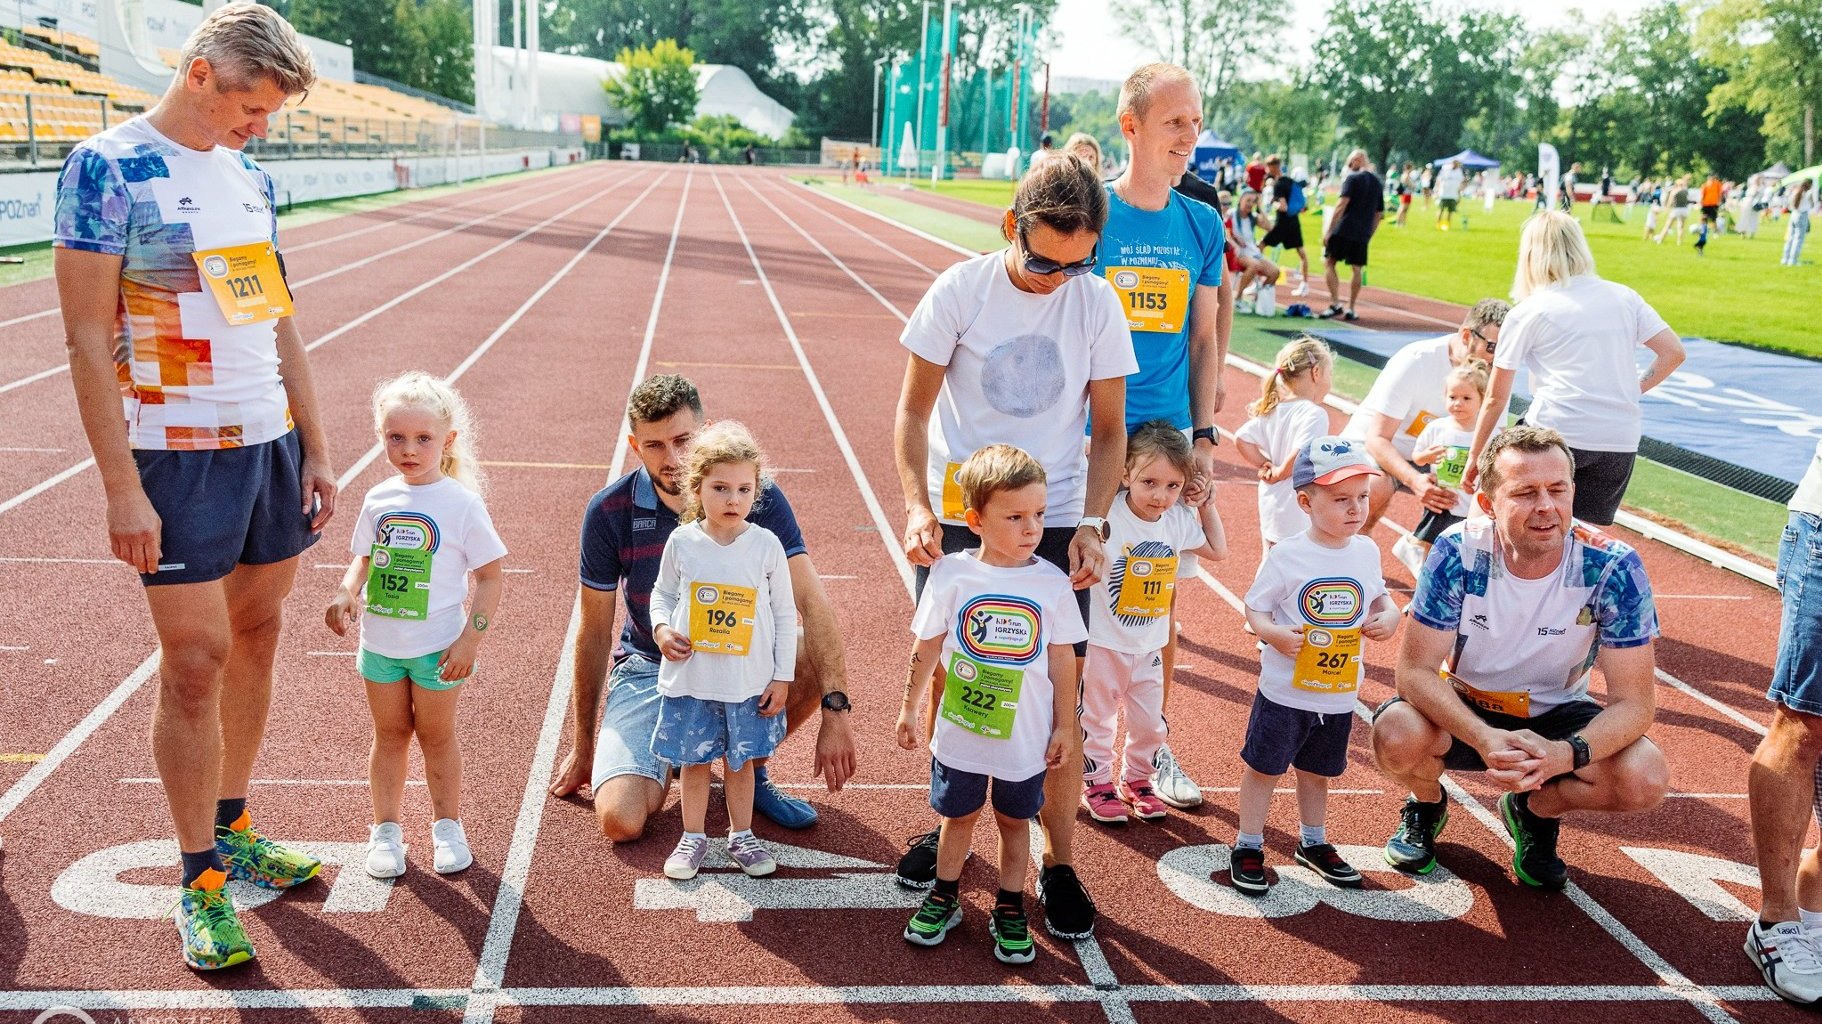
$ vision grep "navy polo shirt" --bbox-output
[578,466,808,664]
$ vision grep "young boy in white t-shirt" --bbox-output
[1234,436,1401,897]
[896,444,1087,966]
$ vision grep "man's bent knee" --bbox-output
[1608,741,1670,813]
[595,775,665,842]
[1763,705,1822,757]
[1372,703,1447,773]
[158,642,231,707]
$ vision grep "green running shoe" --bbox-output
[1384,794,1449,874]
[216,824,321,890]
[903,891,961,946]
[990,904,1036,965]
[1499,792,1567,890]
[173,873,256,971]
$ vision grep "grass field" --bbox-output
[890,176,1821,359]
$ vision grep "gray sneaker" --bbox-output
[726,833,777,877]
[663,835,710,880]
[1151,745,1203,809]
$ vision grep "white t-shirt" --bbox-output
[910,551,1088,779]
[1414,418,1477,518]
[1089,496,1207,654]
[1495,274,1670,452]
[1437,166,1465,201]
[649,522,798,702]
[352,476,508,659]
[1342,334,1453,462]
[1235,398,1330,543]
[901,251,1137,524]
[1792,439,1822,516]
[1243,532,1389,714]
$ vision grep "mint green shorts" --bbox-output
[358,647,464,691]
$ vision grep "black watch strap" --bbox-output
[1192,426,1219,445]
[821,690,851,712]
[1567,733,1591,770]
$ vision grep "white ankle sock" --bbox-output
[1800,907,1822,930]
[1300,823,1327,847]
[729,828,754,843]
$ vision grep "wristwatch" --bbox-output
[1566,733,1591,771]
[1077,516,1109,540]
[821,691,852,713]
[1192,426,1219,446]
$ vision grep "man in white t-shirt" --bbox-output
[1343,298,1507,532]
[1370,426,1667,891]
[1435,160,1466,229]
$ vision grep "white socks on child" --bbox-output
[1300,823,1328,847]
[729,828,754,843]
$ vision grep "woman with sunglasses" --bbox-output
[890,154,1135,940]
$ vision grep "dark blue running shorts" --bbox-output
[132,430,319,586]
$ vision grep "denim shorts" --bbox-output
[1769,512,1822,715]
[650,693,786,771]
[590,654,667,790]
[928,758,1046,820]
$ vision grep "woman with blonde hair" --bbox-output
[1064,132,1103,173]
[1463,210,1685,524]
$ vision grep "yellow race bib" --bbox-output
[1114,553,1177,620]
[1292,627,1362,694]
[940,461,965,521]
[192,241,294,325]
[1446,670,1531,718]
[688,582,757,656]
[1106,266,1191,334]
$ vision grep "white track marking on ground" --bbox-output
[713,172,913,594]
[0,364,69,395]
[1656,667,1767,736]
[0,167,641,518]
[766,179,942,276]
[119,777,425,787]
[0,447,62,452]
[0,556,118,565]
[1654,594,1752,600]
[306,651,358,657]
[737,177,909,320]
[462,168,692,1024]
[786,177,976,257]
[0,173,666,833]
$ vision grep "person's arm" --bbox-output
[1187,494,1228,562]
[326,554,370,635]
[893,353,948,566]
[549,584,618,798]
[1463,364,1517,494]
[1072,375,1126,587]
[787,552,858,790]
[1323,197,1348,242]
[274,316,336,530]
[1361,592,1401,641]
[1188,282,1226,433]
[649,539,692,661]
[759,542,797,716]
[1396,618,1504,753]
[440,557,504,680]
[1507,642,1657,790]
[57,247,164,574]
[1045,642,1074,768]
[1638,328,1685,395]
[895,633,947,751]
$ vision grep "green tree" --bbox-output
[1109,0,1263,118]
[542,0,804,92]
[1699,0,1822,165]
[270,0,473,103]
[604,38,701,136]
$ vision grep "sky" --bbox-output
[1047,0,1660,87]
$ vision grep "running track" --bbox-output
[0,161,1802,1023]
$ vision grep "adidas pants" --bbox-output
[1080,644,1168,786]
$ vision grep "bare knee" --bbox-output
[1371,704,1444,775]
[1610,745,1671,813]
[414,723,458,760]
[159,638,232,710]
[1758,706,1822,764]
[594,777,663,843]
[372,714,415,753]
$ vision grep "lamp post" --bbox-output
[872,55,888,152]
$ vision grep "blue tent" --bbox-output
[1193,129,1243,182]
[1430,149,1500,170]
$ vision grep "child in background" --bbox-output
[328,372,507,880]
[1394,361,1489,575]
[897,445,1085,965]
[1082,423,1228,824]
[1235,337,1334,547]
[1234,436,1401,897]
[648,421,798,882]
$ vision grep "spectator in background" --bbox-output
[1561,162,1581,213]
[1064,132,1103,175]
[1246,151,1268,193]
[1318,149,1382,322]
[1435,159,1465,231]
[1783,179,1814,267]
[1394,162,1415,227]
[1464,210,1686,526]
[1259,156,1310,295]
[1700,172,1724,234]
[1656,176,1693,245]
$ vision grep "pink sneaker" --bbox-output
[1081,783,1129,824]
[663,835,709,880]
[726,833,777,877]
[1120,781,1170,821]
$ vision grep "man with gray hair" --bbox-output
[55,3,331,970]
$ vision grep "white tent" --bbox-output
[483,46,794,139]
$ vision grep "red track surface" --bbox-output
[0,163,1800,1023]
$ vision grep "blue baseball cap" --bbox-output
[1292,435,1382,490]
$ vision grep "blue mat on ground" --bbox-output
[1292,325,1813,501]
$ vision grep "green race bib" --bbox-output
[941,652,1023,739]
[1435,446,1471,489]
[366,544,431,620]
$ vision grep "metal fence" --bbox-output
[0,90,135,167]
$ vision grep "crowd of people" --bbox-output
[37,3,1822,1008]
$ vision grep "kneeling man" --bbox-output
[1370,425,1668,889]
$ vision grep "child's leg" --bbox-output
[1122,650,1168,785]
[995,812,1032,895]
[935,811,975,884]
[1236,767,1280,847]
[409,682,464,822]
[1079,646,1121,786]
[678,763,712,835]
[365,680,415,824]
[1295,771,1330,845]
[724,758,755,833]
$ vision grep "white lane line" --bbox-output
[767,178,943,275]
[0,447,63,452]
[0,556,117,565]
[738,176,908,321]
[0,174,667,831]
[0,364,69,396]
[712,172,913,595]
[0,169,645,519]
[462,168,692,1024]
[1656,667,1767,737]
[1655,594,1753,601]
[0,645,27,652]
[307,651,357,657]
[785,177,976,257]
[120,777,426,787]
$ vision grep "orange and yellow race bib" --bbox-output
[1115,553,1177,620]
[1405,410,1438,439]
[1106,266,1190,333]
[193,241,293,325]
[688,582,757,656]
[1446,670,1531,718]
[1292,626,1362,694]
[941,461,966,521]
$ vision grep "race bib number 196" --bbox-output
[941,652,1022,739]
[689,582,757,655]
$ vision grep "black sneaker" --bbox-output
[1295,843,1363,888]
[1384,794,1449,874]
[1037,864,1097,940]
[903,891,961,946]
[989,904,1036,965]
[1318,303,1346,319]
[1229,845,1269,896]
[894,829,940,890]
[1499,792,1568,890]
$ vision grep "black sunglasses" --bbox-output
[1470,326,1496,355]
[1019,232,1099,277]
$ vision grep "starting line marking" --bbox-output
[119,777,427,787]
[0,753,43,762]
[480,460,612,470]
[654,360,800,371]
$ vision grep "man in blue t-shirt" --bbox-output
[547,375,858,840]
[1099,62,1229,812]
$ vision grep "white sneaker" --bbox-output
[1392,535,1428,576]
[1747,920,1822,1004]
[431,818,473,874]
[366,822,406,879]
[1292,282,1308,297]
[1151,745,1203,809]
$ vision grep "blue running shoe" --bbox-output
[752,767,818,829]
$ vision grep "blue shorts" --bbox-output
[929,758,1047,820]
[1769,512,1822,715]
[1239,691,1354,778]
[133,430,318,586]
[650,693,786,771]
[591,654,667,790]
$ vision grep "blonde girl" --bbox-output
[1234,337,1334,545]
[648,421,797,881]
[327,372,507,880]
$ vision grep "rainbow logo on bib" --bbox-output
[956,594,1042,664]
[376,511,440,553]
[1299,578,1363,627]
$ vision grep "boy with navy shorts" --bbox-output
[896,445,1086,965]
[1233,436,1401,896]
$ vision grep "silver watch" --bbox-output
[1077,516,1109,541]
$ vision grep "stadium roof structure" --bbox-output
[482,46,795,140]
